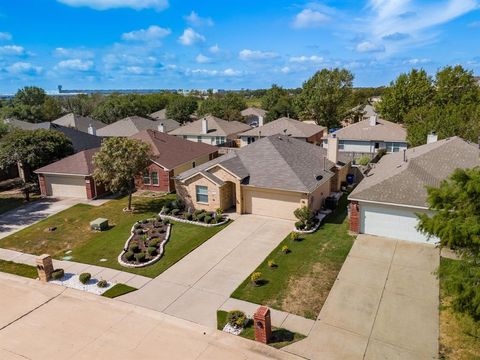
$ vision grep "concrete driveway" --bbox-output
[284,235,439,360]
[120,215,293,327]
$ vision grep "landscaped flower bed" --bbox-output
[118,217,171,268]
[159,200,228,227]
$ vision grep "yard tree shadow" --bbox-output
[270,329,295,343]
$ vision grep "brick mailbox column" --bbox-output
[36,254,54,282]
[254,306,272,344]
[349,201,360,233]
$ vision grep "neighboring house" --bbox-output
[168,115,251,147]
[323,116,407,156]
[35,148,107,200]
[241,107,267,127]
[130,129,219,193]
[149,109,167,121]
[5,119,102,152]
[238,117,327,147]
[175,134,350,220]
[348,136,480,243]
[97,116,180,137]
[52,113,106,134]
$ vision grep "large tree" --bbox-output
[165,95,198,123]
[296,68,354,129]
[376,69,433,123]
[92,94,151,124]
[197,93,246,121]
[93,137,151,211]
[434,65,480,106]
[261,85,296,122]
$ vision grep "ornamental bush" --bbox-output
[51,268,64,280]
[268,260,277,268]
[194,209,204,216]
[197,212,206,222]
[125,251,134,261]
[97,280,108,288]
[162,207,171,215]
[204,215,212,224]
[147,246,157,256]
[293,206,314,226]
[227,310,246,328]
[282,245,290,254]
[135,252,146,262]
[149,238,160,247]
[79,272,91,284]
[295,221,305,230]
[291,232,299,241]
[250,272,262,286]
[171,209,180,216]
[183,212,192,220]
[130,243,140,253]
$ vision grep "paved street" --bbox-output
[284,235,440,360]
[119,215,293,327]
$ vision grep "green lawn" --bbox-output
[439,257,480,360]
[0,193,40,215]
[216,310,305,349]
[0,194,229,278]
[231,195,354,319]
[102,284,137,298]
[0,259,38,279]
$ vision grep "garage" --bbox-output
[243,188,302,220]
[360,203,437,244]
[45,175,87,198]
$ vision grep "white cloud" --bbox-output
[0,45,25,55]
[55,58,94,71]
[0,32,12,41]
[196,54,211,63]
[122,25,171,41]
[209,44,220,54]
[56,0,168,11]
[293,9,329,28]
[189,68,242,77]
[289,55,324,63]
[223,68,241,76]
[356,41,385,53]
[54,47,94,59]
[179,28,205,45]
[280,66,291,74]
[185,11,214,27]
[6,62,42,75]
[125,66,144,74]
[405,58,431,65]
[239,49,278,60]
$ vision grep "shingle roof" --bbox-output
[241,107,267,117]
[149,109,167,120]
[178,135,335,193]
[130,129,218,170]
[52,113,106,133]
[97,116,180,137]
[35,148,99,176]
[333,118,406,142]
[349,137,480,208]
[168,115,251,137]
[239,117,326,138]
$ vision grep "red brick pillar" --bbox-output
[85,177,95,199]
[38,174,47,196]
[349,201,360,233]
[254,306,272,344]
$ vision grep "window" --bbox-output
[195,185,208,203]
[338,140,345,150]
[143,171,150,185]
[247,137,256,144]
[151,172,159,186]
[386,142,400,153]
[374,142,380,149]
[192,161,196,168]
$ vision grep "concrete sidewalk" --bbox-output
[120,215,293,328]
[283,235,440,360]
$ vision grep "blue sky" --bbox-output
[0,0,479,92]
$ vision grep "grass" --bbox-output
[0,192,40,215]
[102,283,137,298]
[0,259,38,279]
[439,257,480,360]
[216,310,305,349]
[231,195,354,319]
[0,194,229,278]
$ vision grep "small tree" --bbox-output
[93,137,151,211]
[294,206,314,226]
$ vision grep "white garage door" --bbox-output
[244,188,301,220]
[46,175,87,198]
[360,203,437,244]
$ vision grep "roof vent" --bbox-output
[315,175,323,181]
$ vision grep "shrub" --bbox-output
[194,209,204,216]
[163,207,171,215]
[79,272,91,284]
[51,269,64,280]
[282,245,290,254]
[149,238,160,247]
[125,251,134,261]
[215,208,223,217]
[197,212,206,222]
[135,252,146,262]
[227,310,246,328]
[293,206,314,227]
[97,280,108,288]
[162,219,170,225]
[130,243,140,253]
[211,218,218,225]
[135,229,143,235]
[133,223,141,229]
[291,232,300,241]
[147,246,157,256]
[357,155,371,166]
[268,260,277,268]
[250,272,262,286]
[171,209,180,216]
[295,221,305,230]
[204,216,212,224]
[183,212,192,220]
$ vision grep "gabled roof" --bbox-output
[333,118,406,142]
[130,129,218,170]
[168,115,251,137]
[241,107,267,117]
[5,118,51,130]
[349,137,480,208]
[97,116,180,137]
[239,117,326,138]
[178,135,335,193]
[149,109,167,120]
[35,148,99,176]
[52,113,106,133]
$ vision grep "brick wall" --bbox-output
[85,177,95,199]
[134,163,171,192]
[349,201,360,233]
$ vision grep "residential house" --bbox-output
[238,117,327,147]
[97,116,180,137]
[52,113,106,134]
[241,107,267,127]
[323,116,407,158]
[348,136,480,243]
[175,134,349,220]
[35,148,107,199]
[168,115,251,147]
[149,109,167,121]
[130,129,218,193]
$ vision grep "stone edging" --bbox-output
[117,222,171,268]
[159,212,229,227]
[293,220,321,234]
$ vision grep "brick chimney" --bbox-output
[327,134,339,165]
[202,117,208,134]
